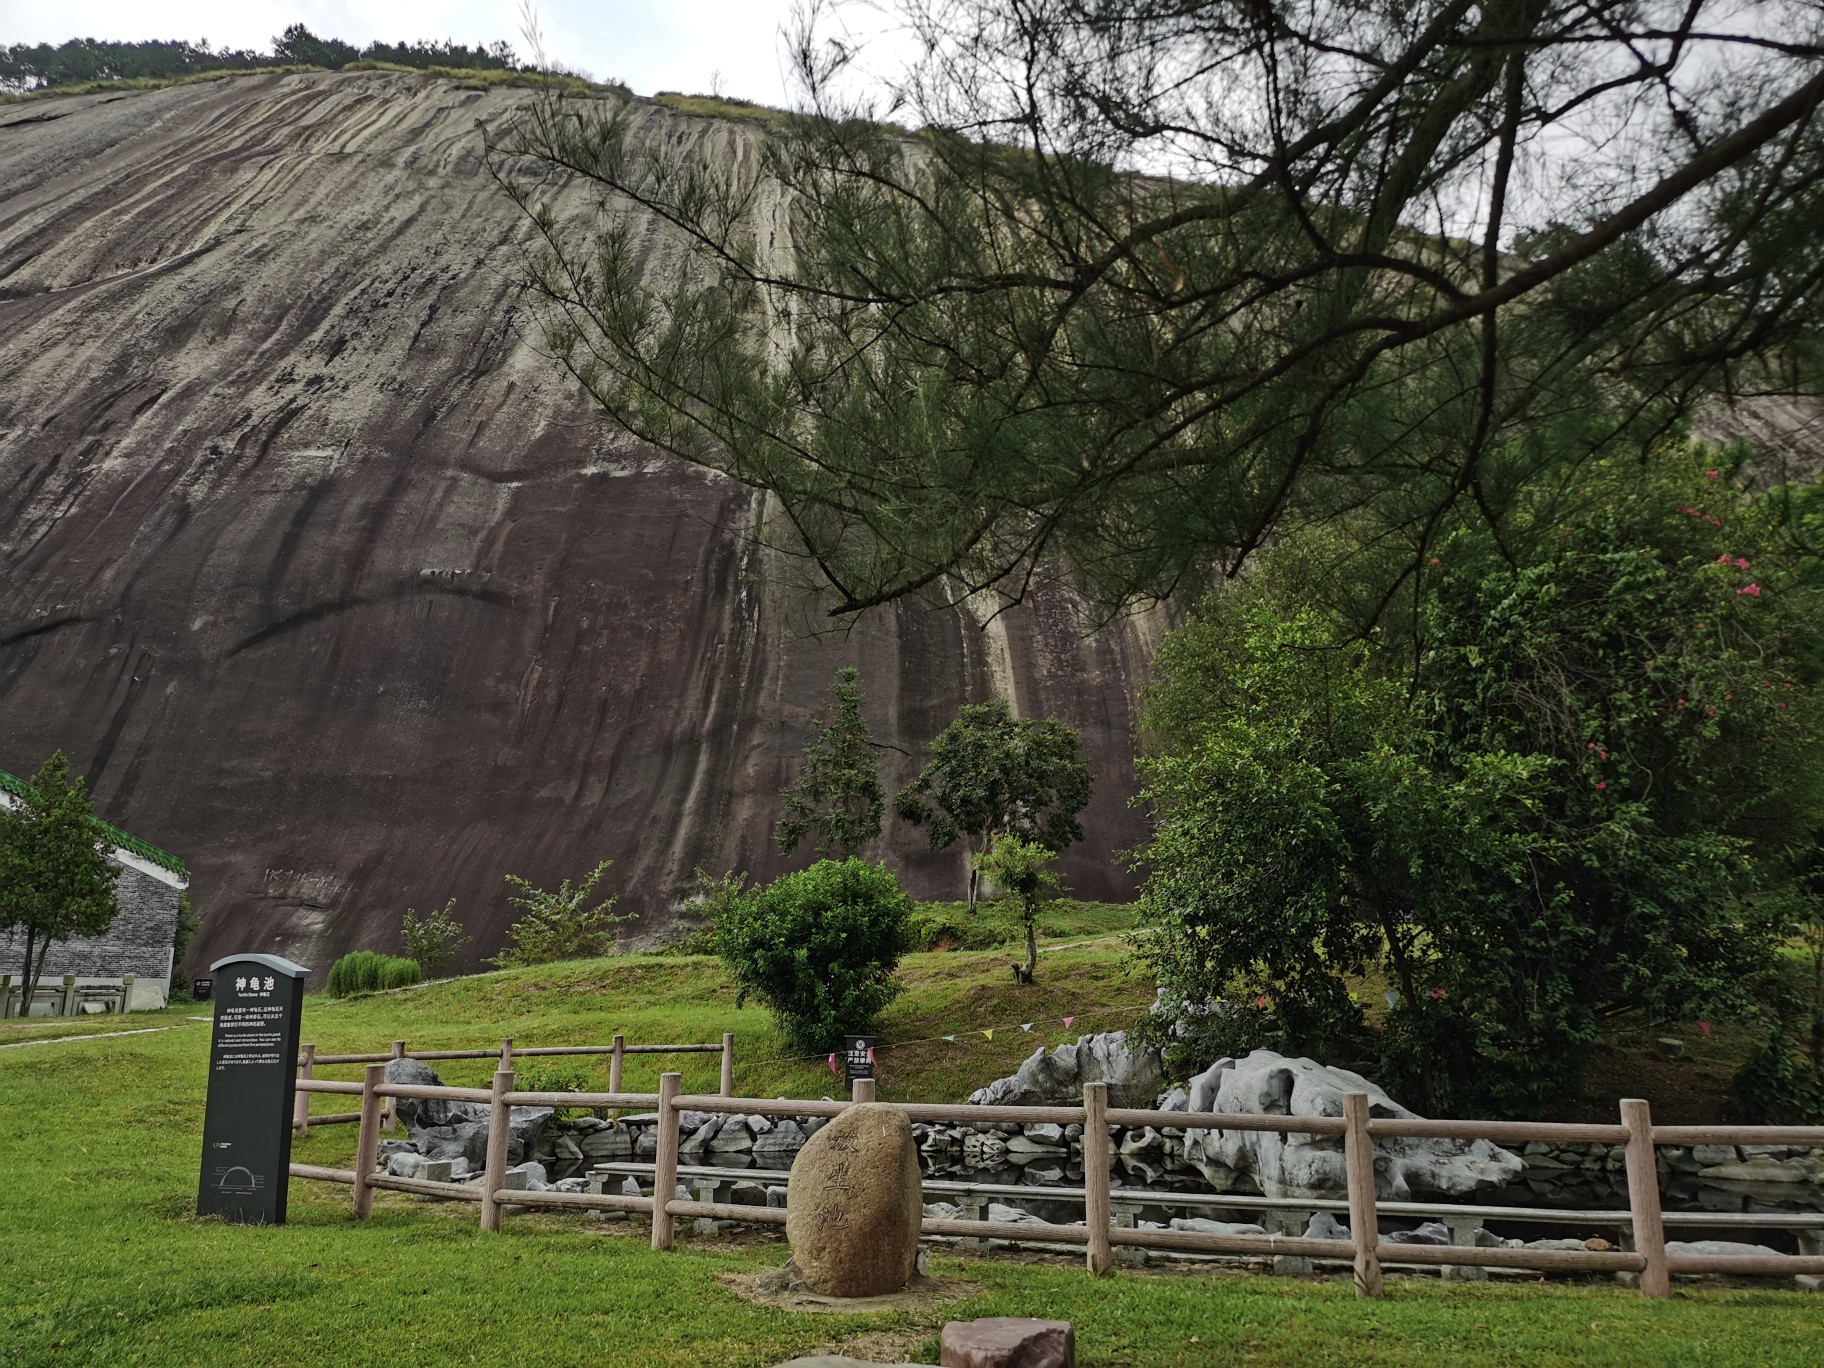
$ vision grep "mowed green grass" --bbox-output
[4,952,1821,1366]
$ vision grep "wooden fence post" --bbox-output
[381,1040,406,1132]
[652,1071,682,1251]
[1621,1097,1669,1298]
[500,1037,514,1070]
[293,1043,316,1137]
[1084,1081,1113,1277]
[852,1076,877,1104]
[352,1063,385,1219]
[609,1034,624,1093]
[479,1067,514,1233]
[721,1032,735,1097]
[1343,1091,1382,1297]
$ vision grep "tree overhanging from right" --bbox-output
[496,0,1824,621]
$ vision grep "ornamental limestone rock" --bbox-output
[1179,1050,1522,1199]
[967,1031,1162,1109]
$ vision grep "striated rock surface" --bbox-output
[0,71,1166,969]
[1180,1050,1523,1200]
[784,1102,922,1297]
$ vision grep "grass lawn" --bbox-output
[4,952,1820,1366]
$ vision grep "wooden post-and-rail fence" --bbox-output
[290,1034,736,1137]
[287,1066,1824,1298]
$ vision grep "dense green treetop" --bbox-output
[0,752,121,996]
[1,27,518,95]
[1136,450,1823,1115]
[896,698,1092,911]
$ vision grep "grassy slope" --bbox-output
[4,943,1821,1366]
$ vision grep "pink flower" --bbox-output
[1698,1020,1713,1036]
[1737,583,1761,597]
[1707,470,1720,479]
[1428,988,1446,1001]
[1429,556,1442,568]
[1736,557,1750,570]
[1676,698,1686,708]
[1595,782,1607,790]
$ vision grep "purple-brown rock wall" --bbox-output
[0,72,1163,973]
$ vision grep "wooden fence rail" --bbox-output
[287,1068,1824,1298]
[290,1033,735,1135]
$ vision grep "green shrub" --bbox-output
[401,898,470,978]
[1732,1027,1824,1124]
[905,901,1009,951]
[324,950,423,998]
[659,869,747,955]
[716,859,911,1054]
[513,1060,598,1118]
[488,860,626,968]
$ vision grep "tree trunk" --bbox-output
[22,926,49,1011]
[31,936,54,1002]
[1376,907,1434,1113]
[1020,913,1038,985]
[966,856,979,914]
[17,924,37,1009]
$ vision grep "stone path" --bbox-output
[0,1026,172,1049]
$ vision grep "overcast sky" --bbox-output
[0,1,874,106]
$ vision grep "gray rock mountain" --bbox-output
[0,70,1164,969]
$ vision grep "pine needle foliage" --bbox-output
[495,1,1824,620]
[776,666,884,860]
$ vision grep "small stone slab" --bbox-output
[940,1318,1075,1368]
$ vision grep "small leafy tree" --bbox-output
[665,868,749,955]
[973,834,1061,985]
[401,899,471,978]
[0,753,120,1004]
[715,859,910,1053]
[896,700,1092,910]
[488,861,626,968]
[776,667,883,859]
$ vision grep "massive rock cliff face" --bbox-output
[0,71,1167,972]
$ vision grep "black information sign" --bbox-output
[843,1034,876,1087]
[191,977,213,1002]
[197,954,311,1225]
